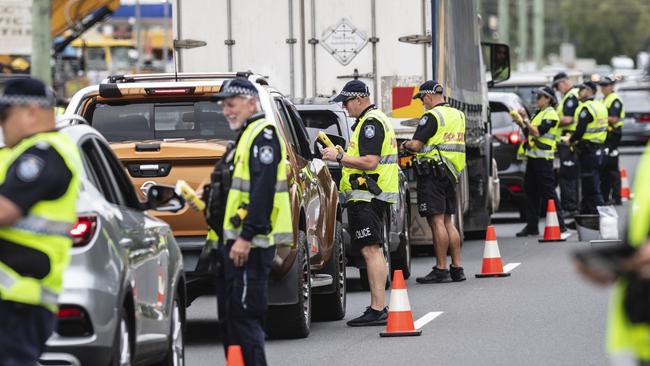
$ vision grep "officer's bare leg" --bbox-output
[361,244,386,310]
[428,214,449,269]
[444,214,461,267]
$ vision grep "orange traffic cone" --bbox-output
[475,225,511,278]
[380,270,422,337]
[226,345,245,366]
[539,199,566,243]
[620,168,631,202]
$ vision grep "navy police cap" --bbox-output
[552,72,568,86]
[577,80,598,93]
[0,77,55,113]
[212,77,259,100]
[331,80,370,103]
[413,80,443,100]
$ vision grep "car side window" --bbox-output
[80,138,122,205]
[283,100,313,158]
[95,139,142,210]
[274,98,300,153]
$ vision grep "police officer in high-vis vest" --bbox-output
[210,78,292,366]
[0,78,82,365]
[322,80,398,326]
[400,80,466,283]
[565,81,608,215]
[598,76,625,205]
[515,86,566,237]
[553,72,581,217]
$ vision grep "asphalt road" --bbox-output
[183,146,646,366]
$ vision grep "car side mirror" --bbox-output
[482,42,511,87]
[145,184,185,212]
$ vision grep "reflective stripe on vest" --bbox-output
[415,106,466,179]
[340,108,399,203]
[222,117,293,247]
[0,132,82,312]
[607,144,650,360]
[576,100,608,144]
[525,106,560,160]
[557,87,580,132]
[603,92,625,129]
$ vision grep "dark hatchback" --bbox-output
[489,92,528,220]
[617,83,650,145]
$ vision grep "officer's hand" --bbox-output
[399,140,408,152]
[230,237,252,267]
[321,147,339,162]
[573,259,616,286]
[623,240,650,278]
[559,135,571,144]
[187,188,203,212]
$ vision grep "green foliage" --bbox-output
[560,0,650,64]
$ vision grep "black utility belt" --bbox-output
[414,158,450,179]
[533,140,552,151]
[349,173,382,195]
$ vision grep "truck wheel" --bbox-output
[391,207,412,279]
[266,230,311,339]
[313,222,346,321]
[360,217,392,290]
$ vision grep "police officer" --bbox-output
[553,72,581,217]
[322,80,398,326]
[598,76,625,205]
[0,78,82,365]
[515,86,566,237]
[565,81,608,214]
[400,80,466,283]
[210,77,292,365]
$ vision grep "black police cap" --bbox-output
[413,80,444,100]
[211,77,259,100]
[0,77,55,113]
[533,85,557,102]
[331,80,370,103]
[577,81,598,93]
[598,76,615,86]
[552,72,568,86]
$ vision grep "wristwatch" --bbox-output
[336,152,343,166]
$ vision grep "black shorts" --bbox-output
[417,173,456,216]
[347,199,387,247]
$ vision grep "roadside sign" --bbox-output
[0,0,33,55]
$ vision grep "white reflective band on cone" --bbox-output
[388,289,411,312]
[546,211,559,227]
[482,240,502,259]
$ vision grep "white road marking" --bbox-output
[414,311,443,330]
[503,262,521,273]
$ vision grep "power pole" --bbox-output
[135,0,142,73]
[517,0,528,67]
[498,0,510,45]
[533,0,544,69]
[31,0,52,85]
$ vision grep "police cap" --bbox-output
[0,77,55,114]
[331,80,370,103]
[533,85,557,103]
[577,81,598,93]
[212,77,259,100]
[413,80,443,100]
[598,76,615,86]
[552,72,569,87]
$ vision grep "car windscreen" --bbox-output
[89,101,237,142]
[491,85,540,110]
[298,110,343,142]
[618,90,650,113]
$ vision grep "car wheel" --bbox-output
[111,308,132,366]
[266,230,311,339]
[156,293,185,366]
[360,217,392,290]
[391,208,412,279]
[313,221,346,321]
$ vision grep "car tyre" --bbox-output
[391,207,412,279]
[360,216,392,290]
[156,292,185,366]
[313,221,346,321]
[111,307,132,366]
[266,230,311,339]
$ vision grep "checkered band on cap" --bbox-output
[339,90,369,98]
[0,94,54,108]
[221,86,258,97]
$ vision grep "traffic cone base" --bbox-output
[380,270,421,337]
[476,272,511,278]
[539,199,565,242]
[476,226,511,278]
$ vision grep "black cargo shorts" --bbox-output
[347,199,388,247]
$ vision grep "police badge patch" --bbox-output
[16,155,45,182]
[580,110,587,118]
[566,100,574,108]
[419,116,428,126]
[364,125,375,139]
[259,146,274,165]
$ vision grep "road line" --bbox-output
[503,262,521,273]
[414,311,443,330]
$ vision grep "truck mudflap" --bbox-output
[268,251,301,306]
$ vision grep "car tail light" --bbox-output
[508,184,523,193]
[145,87,195,96]
[508,131,521,145]
[639,114,650,123]
[57,305,94,337]
[70,215,97,247]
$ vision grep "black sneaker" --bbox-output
[346,306,388,327]
[515,227,539,237]
[416,267,452,284]
[450,265,466,282]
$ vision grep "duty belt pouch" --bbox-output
[414,159,430,177]
[623,275,650,324]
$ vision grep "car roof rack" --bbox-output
[104,71,257,84]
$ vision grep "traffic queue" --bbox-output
[0,71,648,366]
